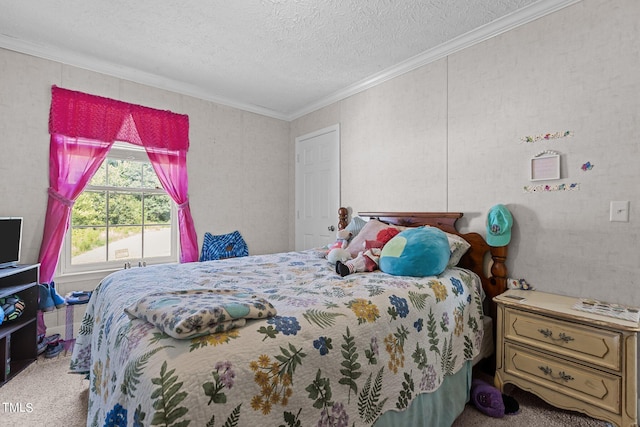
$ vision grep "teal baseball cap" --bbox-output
[486,204,513,247]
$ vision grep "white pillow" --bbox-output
[443,232,471,267]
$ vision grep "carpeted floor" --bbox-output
[0,354,88,426]
[0,354,612,426]
[452,386,611,426]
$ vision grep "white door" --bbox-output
[295,124,340,250]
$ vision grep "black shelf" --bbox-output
[0,282,37,299]
[0,264,39,386]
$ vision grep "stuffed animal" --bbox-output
[379,226,450,277]
[327,229,352,251]
[507,278,534,290]
[325,229,353,264]
[336,228,400,276]
[327,248,352,264]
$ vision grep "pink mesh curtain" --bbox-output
[38,86,198,283]
[131,106,198,265]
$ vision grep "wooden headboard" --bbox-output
[338,209,509,319]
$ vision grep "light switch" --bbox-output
[610,201,630,222]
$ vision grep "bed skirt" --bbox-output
[374,360,472,427]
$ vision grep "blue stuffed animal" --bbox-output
[379,226,450,277]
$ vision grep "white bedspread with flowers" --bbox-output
[70,249,484,427]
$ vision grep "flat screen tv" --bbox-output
[0,217,22,269]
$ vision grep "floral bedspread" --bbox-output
[70,250,484,427]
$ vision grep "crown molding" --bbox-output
[0,0,582,122]
[0,35,290,121]
[287,0,583,120]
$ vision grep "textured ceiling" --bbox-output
[0,0,579,119]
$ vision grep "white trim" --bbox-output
[294,124,340,251]
[59,144,179,276]
[289,0,583,120]
[0,0,582,122]
[0,36,290,121]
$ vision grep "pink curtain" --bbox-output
[142,147,198,263]
[132,109,198,263]
[38,135,114,282]
[38,86,198,283]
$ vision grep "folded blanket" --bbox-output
[125,288,277,339]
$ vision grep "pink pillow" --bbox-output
[347,219,400,258]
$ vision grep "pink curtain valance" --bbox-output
[49,85,189,150]
[38,86,199,285]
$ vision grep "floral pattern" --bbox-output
[124,288,277,339]
[70,250,484,427]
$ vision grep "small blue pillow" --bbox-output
[200,231,248,261]
[379,227,450,277]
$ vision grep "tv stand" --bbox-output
[0,264,38,386]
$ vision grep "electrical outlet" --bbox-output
[610,201,629,222]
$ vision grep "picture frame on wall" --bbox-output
[530,151,560,181]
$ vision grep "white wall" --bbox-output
[1,0,638,333]
[0,48,291,334]
[291,0,640,306]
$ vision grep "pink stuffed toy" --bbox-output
[336,228,399,277]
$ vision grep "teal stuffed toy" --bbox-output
[379,226,450,277]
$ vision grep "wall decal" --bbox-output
[530,150,561,181]
[523,183,580,193]
[581,161,594,171]
[521,131,573,143]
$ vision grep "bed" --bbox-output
[70,210,508,427]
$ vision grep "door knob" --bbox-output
[328,225,335,232]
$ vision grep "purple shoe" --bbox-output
[471,379,505,418]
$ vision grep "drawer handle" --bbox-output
[537,328,574,343]
[538,366,574,382]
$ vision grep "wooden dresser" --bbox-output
[494,289,639,427]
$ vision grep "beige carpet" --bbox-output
[0,354,88,426]
[0,354,611,426]
[452,386,611,426]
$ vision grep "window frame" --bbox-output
[59,142,178,275]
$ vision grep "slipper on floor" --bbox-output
[37,333,61,355]
[44,341,63,358]
[44,341,64,358]
[502,393,520,415]
[471,379,505,418]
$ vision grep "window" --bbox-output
[61,142,177,273]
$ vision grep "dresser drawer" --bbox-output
[504,342,621,414]
[504,308,621,371]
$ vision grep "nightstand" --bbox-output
[494,289,639,427]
